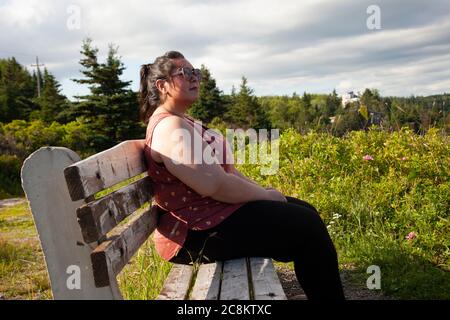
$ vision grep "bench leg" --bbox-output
[21,147,122,300]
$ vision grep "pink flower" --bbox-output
[363,155,374,161]
[406,231,416,241]
[401,157,408,161]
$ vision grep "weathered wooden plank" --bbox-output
[157,264,193,300]
[90,205,158,287]
[249,258,287,300]
[64,140,147,201]
[190,262,222,300]
[220,258,250,300]
[21,147,122,299]
[77,176,153,243]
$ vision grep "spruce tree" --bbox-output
[325,89,340,117]
[32,69,68,124]
[0,58,36,122]
[71,39,142,151]
[227,77,271,130]
[188,65,226,124]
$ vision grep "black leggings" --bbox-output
[169,196,345,300]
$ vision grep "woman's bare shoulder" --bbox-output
[152,115,192,148]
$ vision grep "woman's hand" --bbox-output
[265,188,287,202]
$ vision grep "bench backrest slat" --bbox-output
[91,206,158,287]
[77,176,153,243]
[220,258,250,300]
[64,140,147,201]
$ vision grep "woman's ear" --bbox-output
[155,79,166,94]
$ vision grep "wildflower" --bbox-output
[406,231,416,241]
[333,213,342,219]
[363,154,374,161]
[401,157,408,161]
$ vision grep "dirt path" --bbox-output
[276,265,393,300]
[0,198,26,208]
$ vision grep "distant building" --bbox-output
[341,91,359,108]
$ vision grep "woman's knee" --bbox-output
[285,196,319,214]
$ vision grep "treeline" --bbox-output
[185,70,449,137]
[257,90,449,136]
[0,38,448,197]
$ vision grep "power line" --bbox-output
[30,56,45,98]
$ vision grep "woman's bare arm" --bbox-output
[228,165,259,185]
[151,115,285,204]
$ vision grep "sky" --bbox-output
[1,0,449,100]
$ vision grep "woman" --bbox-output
[140,51,345,300]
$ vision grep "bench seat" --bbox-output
[159,258,286,300]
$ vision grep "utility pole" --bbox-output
[31,56,45,97]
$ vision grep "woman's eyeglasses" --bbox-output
[171,67,202,81]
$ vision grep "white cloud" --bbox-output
[0,0,449,98]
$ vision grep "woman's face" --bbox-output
[163,58,200,106]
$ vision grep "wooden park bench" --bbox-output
[20,140,287,300]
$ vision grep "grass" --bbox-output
[0,202,51,299]
[117,237,172,300]
[0,201,172,300]
[1,127,449,299]
[239,127,450,299]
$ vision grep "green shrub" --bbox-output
[0,155,23,199]
[237,127,449,298]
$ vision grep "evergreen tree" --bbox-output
[325,89,340,117]
[188,65,226,124]
[286,92,304,131]
[226,77,271,130]
[0,58,37,122]
[71,39,143,151]
[301,91,315,125]
[31,69,68,124]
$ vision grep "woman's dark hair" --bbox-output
[139,51,185,124]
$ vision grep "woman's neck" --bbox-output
[157,100,188,117]
[156,105,185,118]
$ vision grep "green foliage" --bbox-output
[1,120,60,159]
[118,240,172,299]
[0,58,37,122]
[0,119,95,160]
[188,65,227,124]
[333,106,365,136]
[238,127,450,299]
[30,69,69,124]
[0,119,97,198]
[226,77,271,130]
[0,155,23,199]
[70,38,144,152]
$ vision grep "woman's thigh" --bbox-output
[170,198,326,264]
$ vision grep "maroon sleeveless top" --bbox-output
[144,112,246,261]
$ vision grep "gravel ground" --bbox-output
[276,265,393,300]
